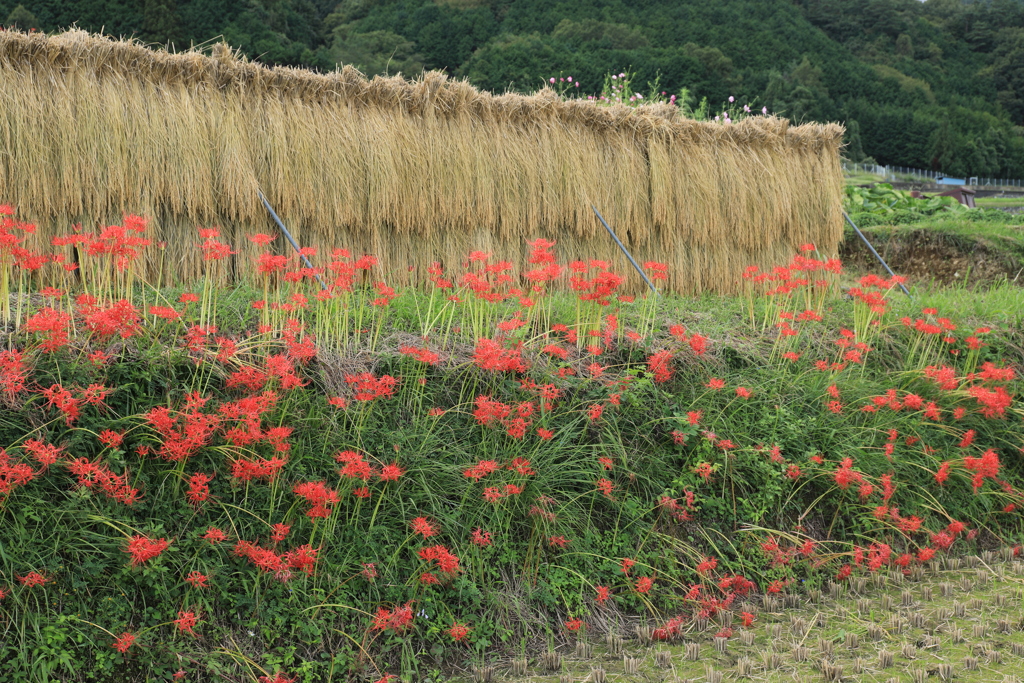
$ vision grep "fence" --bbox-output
[842,161,1024,189]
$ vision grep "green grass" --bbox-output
[975,197,1024,209]
[845,172,888,186]
[473,555,1024,683]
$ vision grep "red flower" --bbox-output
[735,386,751,399]
[470,528,492,547]
[741,612,754,628]
[186,472,213,506]
[537,427,554,440]
[202,527,227,544]
[345,373,397,401]
[185,571,210,589]
[696,557,718,574]
[647,350,674,383]
[621,558,635,575]
[125,535,169,566]
[371,601,415,632]
[173,611,199,636]
[448,621,471,642]
[270,523,291,543]
[635,576,654,593]
[293,481,340,518]
[706,378,725,390]
[595,478,614,498]
[112,632,136,653]
[18,571,49,587]
[379,463,405,481]
[548,535,570,548]
[411,517,437,538]
[565,618,586,631]
[595,585,611,604]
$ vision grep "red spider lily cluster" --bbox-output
[1,204,1022,682]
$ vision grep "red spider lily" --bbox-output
[293,481,340,518]
[379,463,405,481]
[230,455,287,483]
[419,572,440,585]
[202,527,227,544]
[361,563,378,581]
[448,621,471,642]
[125,535,170,566]
[635,576,654,593]
[548,535,570,548]
[185,472,213,506]
[0,349,30,399]
[398,345,440,365]
[17,571,50,587]
[96,430,124,450]
[735,386,751,399]
[967,385,1013,418]
[595,478,614,498]
[40,383,81,425]
[694,462,713,481]
[371,601,415,632]
[418,545,460,574]
[564,617,586,631]
[23,439,63,469]
[0,451,34,497]
[258,674,297,683]
[964,449,1001,490]
[80,299,142,339]
[647,350,674,383]
[344,373,397,401]
[620,558,635,575]
[689,334,708,356]
[411,517,438,538]
[65,458,140,505]
[923,365,958,390]
[335,451,373,480]
[270,523,291,543]
[706,378,725,390]
[598,457,613,470]
[935,462,951,485]
[588,404,604,421]
[472,338,527,373]
[464,459,500,480]
[696,557,718,574]
[174,611,199,636]
[595,585,611,604]
[185,571,210,589]
[470,528,492,547]
[112,632,136,653]
[537,427,554,440]
[24,307,72,352]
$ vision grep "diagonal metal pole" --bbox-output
[843,210,912,298]
[591,205,659,296]
[257,190,327,290]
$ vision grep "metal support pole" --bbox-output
[257,190,327,290]
[591,206,659,296]
[843,210,912,298]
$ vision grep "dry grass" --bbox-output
[477,553,1024,683]
[0,29,844,293]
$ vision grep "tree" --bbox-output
[330,26,424,76]
[142,0,183,46]
[5,4,38,30]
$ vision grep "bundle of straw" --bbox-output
[0,29,845,292]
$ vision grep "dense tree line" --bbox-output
[5,0,1024,178]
